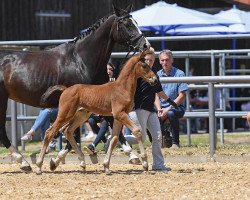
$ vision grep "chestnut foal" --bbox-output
[36,51,157,174]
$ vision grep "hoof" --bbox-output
[103,163,111,175]
[12,152,22,163]
[89,153,98,164]
[142,162,149,171]
[80,161,86,171]
[20,165,32,173]
[129,158,141,165]
[61,157,66,164]
[50,158,57,171]
[35,168,42,175]
[105,169,112,175]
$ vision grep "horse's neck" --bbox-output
[115,66,138,97]
[74,15,116,69]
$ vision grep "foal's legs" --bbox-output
[56,109,91,171]
[116,112,148,171]
[36,122,64,174]
[50,124,80,171]
[103,119,122,174]
[36,107,78,174]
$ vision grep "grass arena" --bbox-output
[0,134,249,200]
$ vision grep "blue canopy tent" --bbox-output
[160,6,250,112]
[131,1,239,49]
[214,6,250,112]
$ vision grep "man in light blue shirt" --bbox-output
[156,49,188,148]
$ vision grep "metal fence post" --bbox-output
[208,82,216,157]
[210,50,215,76]
[219,53,225,145]
[185,57,191,146]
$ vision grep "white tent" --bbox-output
[215,5,250,32]
[131,1,239,34]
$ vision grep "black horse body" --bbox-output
[0,4,150,149]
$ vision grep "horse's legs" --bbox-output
[103,120,122,175]
[116,112,148,171]
[63,109,91,170]
[0,87,32,172]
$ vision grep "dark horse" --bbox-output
[0,2,149,172]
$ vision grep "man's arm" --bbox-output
[175,91,186,106]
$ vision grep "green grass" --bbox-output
[0,133,250,156]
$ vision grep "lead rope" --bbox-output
[118,47,137,73]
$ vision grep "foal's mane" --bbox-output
[70,13,113,44]
[116,53,141,79]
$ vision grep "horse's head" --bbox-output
[135,52,158,86]
[112,1,150,52]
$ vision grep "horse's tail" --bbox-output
[40,85,67,108]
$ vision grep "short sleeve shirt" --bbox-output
[157,66,188,109]
[134,76,163,112]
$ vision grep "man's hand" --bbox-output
[158,107,171,120]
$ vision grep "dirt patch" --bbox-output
[0,151,249,200]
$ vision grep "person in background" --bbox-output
[21,108,58,151]
[82,121,96,142]
[240,88,250,129]
[83,114,109,154]
[157,49,189,149]
[247,112,250,126]
[125,47,177,171]
[191,88,232,132]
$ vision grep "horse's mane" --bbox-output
[69,13,114,44]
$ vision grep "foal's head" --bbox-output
[135,52,158,86]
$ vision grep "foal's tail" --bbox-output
[40,85,67,108]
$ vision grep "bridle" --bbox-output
[115,14,144,63]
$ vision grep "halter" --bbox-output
[115,14,144,52]
[114,14,146,72]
